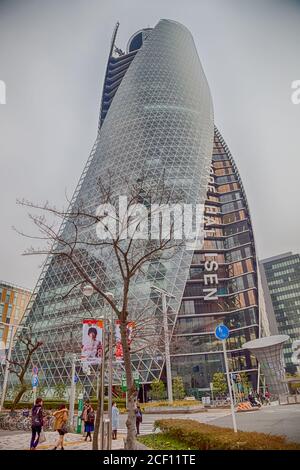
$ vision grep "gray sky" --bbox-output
[0,0,299,289]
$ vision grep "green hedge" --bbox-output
[154,419,300,450]
[4,398,126,411]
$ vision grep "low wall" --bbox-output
[279,394,300,405]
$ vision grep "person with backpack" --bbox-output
[30,397,44,450]
[84,404,95,442]
[52,404,69,450]
[135,405,143,436]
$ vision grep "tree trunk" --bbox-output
[11,384,27,412]
[120,321,136,450]
[92,363,103,450]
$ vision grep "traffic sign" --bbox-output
[121,373,127,392]
[215,324,229,340]
[32,376,39,387]
[74,375,79,384]
[32,365,38,375]
[133,371,140,389]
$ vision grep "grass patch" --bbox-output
[138,433,197,450]
[151,419,300,450]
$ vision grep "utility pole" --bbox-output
[69,354,77,429]
[105,292,114,450]
[222,341,237,432]
[151,286,174,404]
[161,292,173,404]
[215,324,237,433]
[100,322,106,450]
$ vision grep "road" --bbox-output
[117,405,300,443]
[206,404,300,443]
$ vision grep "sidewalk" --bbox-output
[0,431,125,450]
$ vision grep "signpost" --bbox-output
[210,382,214,402]
[133,371,140,389]
[76,393,83,434]
[215,324,237,433]
[121,373,127,392]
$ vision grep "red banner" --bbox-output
[115,320,135,362]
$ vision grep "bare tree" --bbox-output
[16,173,185,449]
[7,334,43,411]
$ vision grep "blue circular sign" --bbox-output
[32,376,39,387]
[215,324,229,340]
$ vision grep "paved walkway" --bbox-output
[5,406,298,450]
[0,409,230,450]
[0,431,124,450]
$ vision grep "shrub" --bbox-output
[172,376,185,400]
[150,379,166,400]
[4,398,126,411]
[212,372,227,394]
[154,419,300,450]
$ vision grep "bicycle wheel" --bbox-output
[8,419,16,431]
[16,419,24,430]
[25,418,32,431]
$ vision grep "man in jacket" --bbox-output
[30,397,44,450]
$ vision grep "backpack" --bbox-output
[32,407,42,427]
[87,410,95,424]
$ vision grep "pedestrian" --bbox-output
[52,404,69,450]
[30,397,44,450]
[135,405,143,436]
[265,390,271,405]
[112,402,119,440]
[81,400,90,438]
[84,404,95,442]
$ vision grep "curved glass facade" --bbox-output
[10,20,216,395]
[7,20,269,398]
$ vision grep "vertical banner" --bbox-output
[81,319,103,365]
[115,320,135,362]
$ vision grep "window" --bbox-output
[222,200,244,214]
[219,191,241,203]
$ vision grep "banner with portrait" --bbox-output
[81,319,103,365]
[115,320,135,362]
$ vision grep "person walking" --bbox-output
[30,397,44,450]
[81,400,90,438]
[265,390,271,405]
[112,402,119,440]
[84,404,95,442]
[52,404,69,450]
[135,405,143,436]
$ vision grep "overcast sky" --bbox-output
[0,0,299,289]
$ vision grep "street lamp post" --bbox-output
[105,292,114,451]
[82,285,114,450]
[69,353,77,429]
[0,322,30,411]
[151,286,174,404]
